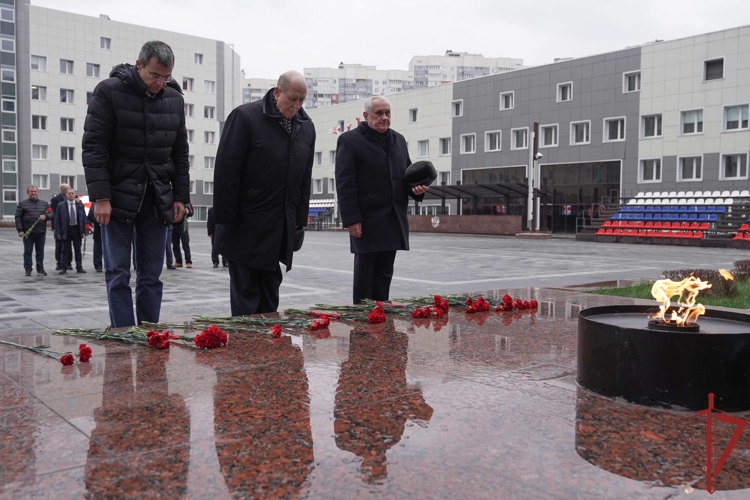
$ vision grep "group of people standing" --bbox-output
[17,40,428,329]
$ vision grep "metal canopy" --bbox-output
[420,183,546,201]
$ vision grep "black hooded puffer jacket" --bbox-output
[82,64,190,225]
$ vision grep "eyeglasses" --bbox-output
[143,70,174,83]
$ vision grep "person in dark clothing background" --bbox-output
[171,200,193,268]
[213,70,314,316]
[335,96,428,304]
[54,187,88,274]
[87,201,103,272]
[206,207,227,268]
[165,224,174,270]
[83,40,189,327]
[50,183,71,271]
[15,185,52,276]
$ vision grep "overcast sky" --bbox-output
[33,0,750,78]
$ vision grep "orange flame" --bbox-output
[650,276,711,326]
[719,269,734,280]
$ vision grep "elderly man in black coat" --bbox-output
[213,71,315,316]
[335,96,428,304]
[50,183,71,271]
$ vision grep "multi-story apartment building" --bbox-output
[307,25,750,233]
[409,51,524,88]
[1,2,241,220]
[303,63,414,109]
[241,73,276,103]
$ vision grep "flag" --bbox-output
[355,117,361,125]
[347,122,352,131]
[328,125,339,135]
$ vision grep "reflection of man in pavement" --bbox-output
[198,335,314,497]
[334,324,433,483]
[84,348,189,495]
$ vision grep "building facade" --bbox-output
[242,73,276,103]
[307,26,750,233]
[1,3,241,220]
[303,63,415,109]
[409,51,524,88]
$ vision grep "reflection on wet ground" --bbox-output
[1,288,748,499]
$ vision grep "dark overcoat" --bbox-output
[82,64,190,226]
[54,199,88,240]
[213,88,315,272]
[335,122,423,254]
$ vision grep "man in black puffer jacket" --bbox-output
[83,41,189,328]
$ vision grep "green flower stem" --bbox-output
[0,339,68,361]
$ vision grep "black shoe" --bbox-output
[25,268,32,276]
[166,265,175,270]
[223,263,229,268]
[213,263,219,268]
[59,269,67,274]
[96,268,103,272]
[66,266,73,271]
[37,268,47,276]
[55,264,61,270]
[77,268,87,273]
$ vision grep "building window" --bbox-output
[417,140,430,158]
[623,71,641,93]
[1,98,14,112]
[204,80,216,94]
[678,156,702,182]
[194,53,204,65]
[704,58,724,81]
[193,206,208,221]
[640,158,662,183]
[204,106,215,119]
[439,137,451,156]
[60,147,75,161]
[204,131,215,144]
[188,155,194,168]
[511,128,528,150]
[87,92,94,104]
[32,174,49,190]
[3,159,16,172]
[409,108,418,123]
[641,114,662,138]
[203,181,214,195]
[32,145,48,160]
[460,133,476,154]
[540,124,558,147]
[31,115,47,130]
[190,180,196,194]
[60,118,74,132]
[204,156,215,169]
[603,117,626,142]
[313,179,323,194]
[485,131,501,152]
[328,178,335,193]
[31,85,47,101]
[314,152,322,166]
[183,78,194,91]
[61,175,76,189]
[329,150,336,165]
[1,8,14,22]
[60,89,74,104]
[59,59,74,75]
[1,68,14,82]
[1,37,13,52]
[500,91,514,110]
[31,55,47,71]
[570,121,590,145]
[86,63,100,78]
[3,189,17,204]
[724,105,749,131]
[679,109,704,135]
[557,82,572,102]
[185,104,194,117]
[187,130,194,142]
[720,153,748,180]
[100,37,112,50]
[439,171,450,186]
[451,100,463,117]
[2,129,15,142]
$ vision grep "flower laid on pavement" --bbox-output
[78,344,92,363]
[60,354,75,366]
[309,316,331,331]
[194,325,228,349]
[271,324,282,338]
[367,301,386,324]
[146,330,175,349]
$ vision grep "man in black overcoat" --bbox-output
[335,96,428,303]
[50,183,71,271]
[206,207,227,268]
[213,71,315,315]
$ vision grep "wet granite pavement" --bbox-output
[1,288,749,499]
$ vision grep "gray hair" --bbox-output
[26,185,38,193]
[138,41,175,68]
[364,95,391,113]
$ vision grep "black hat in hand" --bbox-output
[404,160,437,188]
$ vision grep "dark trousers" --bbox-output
[211,236,227,266]
[228,261,283,316]
[172,224,191,264]
[61,230,83,270]
[55,238,71,268]
[165,226,173,267]
[23,232,45,270]
[353,251,397,304]
[93,237,103,270]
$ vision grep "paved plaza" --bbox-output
[0,226,748,334]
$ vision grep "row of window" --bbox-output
[312,178,336,194]
[30,51,206,73]
[30,145,76,161]
[639,153,749,183]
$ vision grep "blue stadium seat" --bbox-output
[652,214,661,220]
[707,206,716,213]
[688,206,697,213]
[688,214,698,221]
[669,206,679,213]
[698,214,708,221]
[716,206,726,213]
[709,214,718,221]
[697,206,706,213]
[678,206,688,213]
[645,206,654,212]
[671,214,680,221]
[644,214,652,220]
[635,214,644,220]
[636,206,645,212]
[679,214,688,220]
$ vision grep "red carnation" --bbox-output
[502,294,513,305]
[47,207,53,212]
[494,305,501,312]
[466,297,474,306]
[435,308,444,319]
[78,344,92,363]
[530,300,538,309]
[146,330,171,349]
[195,325,229,348]
[466,306,475,313]
[271,324,282,338]
[368,308,386,324]
[376,301,384,312]
[60,354,75,366]
[309,317,331,331]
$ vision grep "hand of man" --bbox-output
[95,200,112,225]
[39,214,46,221]
[412,185,429,196]
[17,231,24,237]
[347,222,362,238]
[173,201,185,222]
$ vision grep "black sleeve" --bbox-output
[82,82,116,201]
[334,134,361,226]
[296,129,315,227]
[213,108,251,225]
[170,102,190,203]
[405,148,424,202]
[207,208,215,235]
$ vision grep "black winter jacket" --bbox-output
[15,198,52,234]
[82,64,190,225]
[213,88,315,272]
[335,122,423,254]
